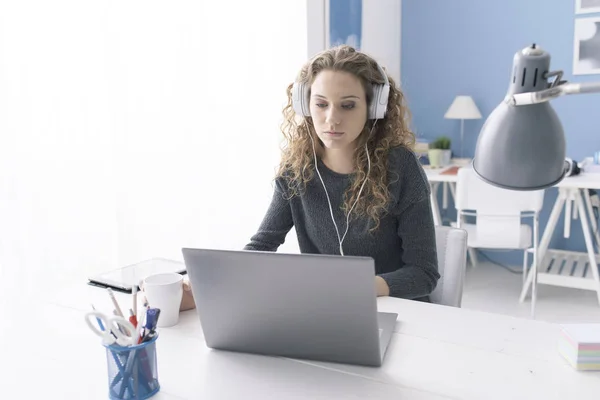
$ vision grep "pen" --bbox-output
[142,331,157,343]
[140,308,161,343]
[91,304,118,340]
[136,303,148,344]
[91,304,105,331]
[132,285,138,320]
[107,288,124,318]
[129,308,138,328]
[144,308,159,332]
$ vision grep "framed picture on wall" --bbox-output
[576,0,600,14]
[573,16,600,75]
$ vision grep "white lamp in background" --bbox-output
[444,95,482,159]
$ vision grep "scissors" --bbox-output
[85,310,138,347]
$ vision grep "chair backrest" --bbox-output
[456,167,544,214]
[455,167,544,248]
[430,226,468,307]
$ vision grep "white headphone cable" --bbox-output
[306,120,376,256]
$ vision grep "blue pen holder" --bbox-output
[103,334,160,400]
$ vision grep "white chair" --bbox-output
[430,226,468,307]
[454,168,544,285]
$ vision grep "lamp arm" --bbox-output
[508,82,600,106]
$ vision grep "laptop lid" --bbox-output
[182,248,389,367]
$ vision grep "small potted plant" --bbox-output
[428,136,452,168]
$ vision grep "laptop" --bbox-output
[181,248,398,367]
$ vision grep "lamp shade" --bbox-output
[472,101,566,190]
[444,96,482,119]
[472,43,568,191]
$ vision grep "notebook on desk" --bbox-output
[559,323,600,370]
[440,166,461,175]
[87,258,186,293]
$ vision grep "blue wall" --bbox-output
[402,0,600,263]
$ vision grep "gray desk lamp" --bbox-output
[473,43,600,190]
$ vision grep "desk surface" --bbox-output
[425,163,600,189]
[424,165,459,183]
[3,282,599,399]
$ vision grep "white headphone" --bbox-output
[291,62,390,120]
[291,61,390,256]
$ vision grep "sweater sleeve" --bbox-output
[243,179,294,252]
[377,147,440,299]
[378,196,440,298]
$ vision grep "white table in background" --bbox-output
[520,173,600,306]
[423,160,600,306]
[424,164,459,226]
[2,280,599,399]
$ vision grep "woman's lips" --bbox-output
[324,131,345,137]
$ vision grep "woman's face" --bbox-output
[309,70,368,151]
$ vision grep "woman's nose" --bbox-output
[325,108,341,126]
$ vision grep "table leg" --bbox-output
[442,182,448,209]
[520,188,568,302]
[531,213,539,318]
[448,182,456,203]
[430,182,442,226]
[583,189,600,242]
[574,190,600,306]
[564,193,572,238]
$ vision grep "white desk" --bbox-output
[3,281,599,399]
[520,174,600,307]
[424,163,600,307]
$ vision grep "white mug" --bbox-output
[143,272,183,327]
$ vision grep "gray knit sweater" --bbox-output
[244,146,439,300]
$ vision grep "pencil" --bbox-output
[132,285,138,319]
[107,288,124,318]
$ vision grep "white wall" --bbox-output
[361,0,402,84]
[0,1,306,292]
[111,1,307,266]
[308,0,402,83]
[307,0,327,57]
[0,1,119,294]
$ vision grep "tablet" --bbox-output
[88,257,187,293]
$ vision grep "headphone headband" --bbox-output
[292,60,390,120]
[374,62,390,90]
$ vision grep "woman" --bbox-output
[181,45,439,310]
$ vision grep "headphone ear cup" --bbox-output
[368,82,390,120]
[368,84,381,120]
[292,82,310,117]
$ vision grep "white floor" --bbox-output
[462,261,600,323]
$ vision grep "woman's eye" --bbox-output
[316,103,327,108]
[342,103,355,110]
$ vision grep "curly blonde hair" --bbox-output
[277,45,415,231]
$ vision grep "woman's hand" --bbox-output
[180,280,196,311]
[375,276,390,297]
